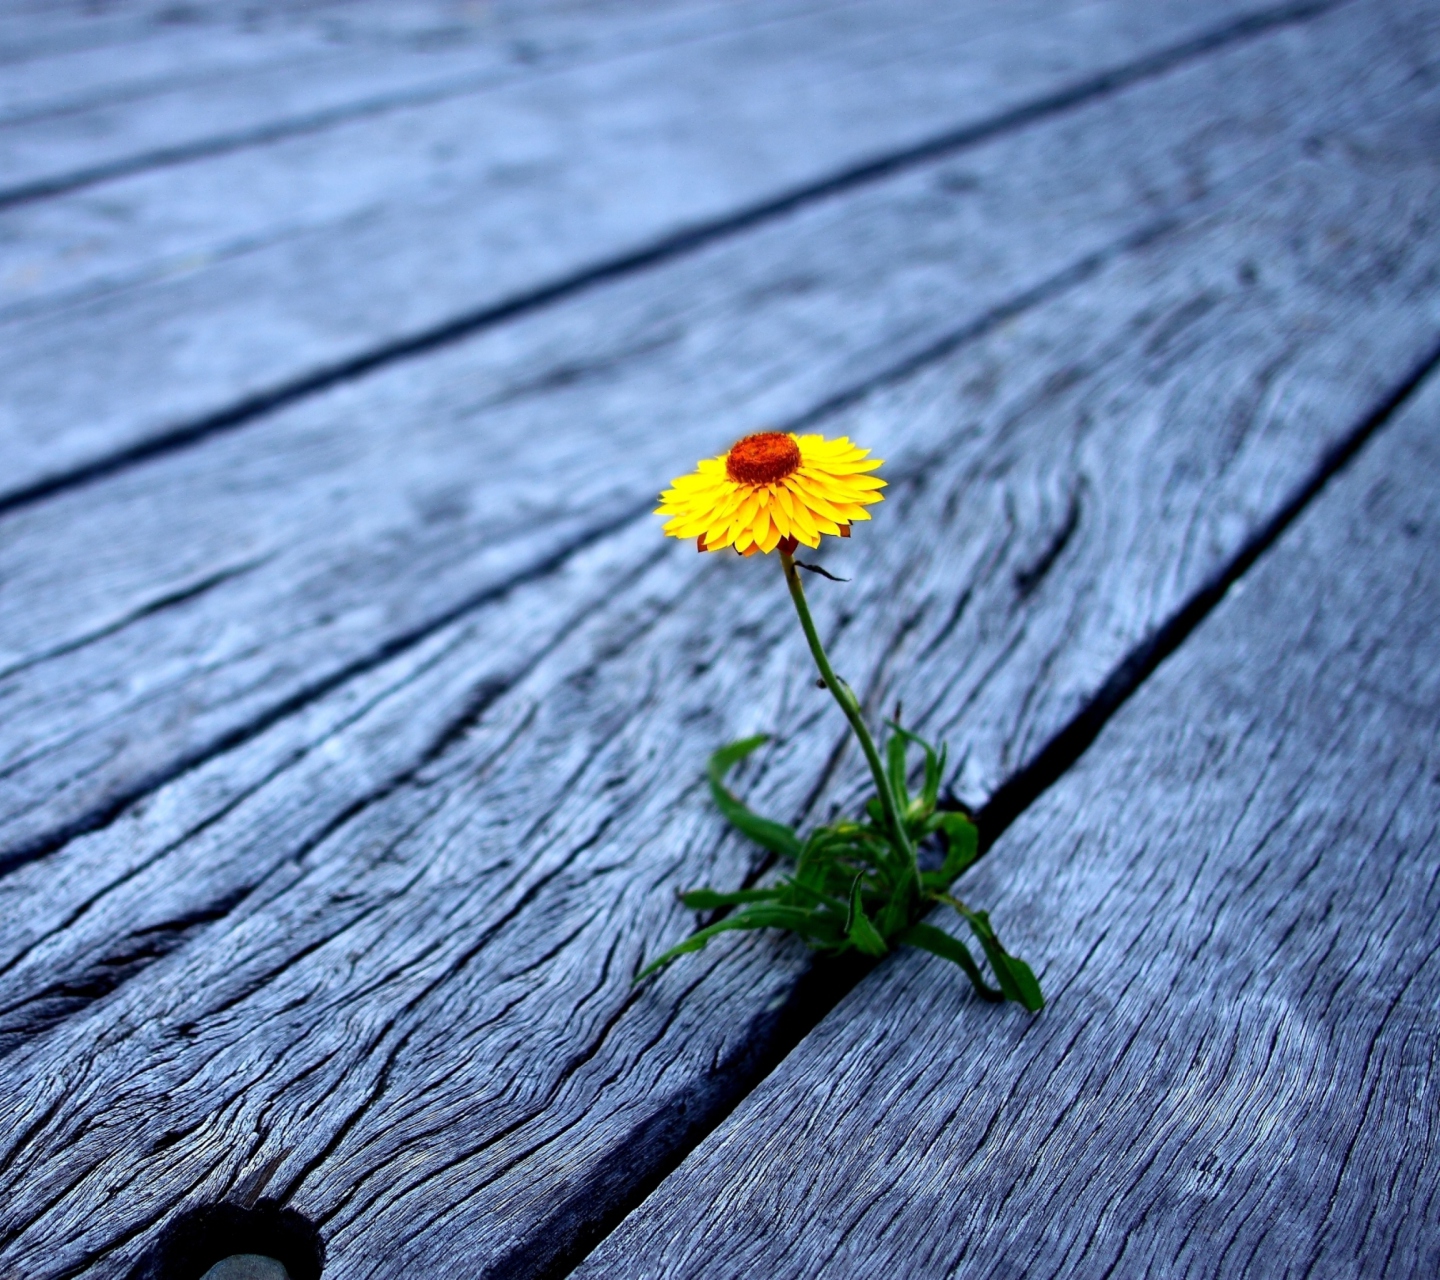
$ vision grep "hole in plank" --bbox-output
[200,1260,289,1280]
[128,1201,323,1280]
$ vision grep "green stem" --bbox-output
[780,551,916,874]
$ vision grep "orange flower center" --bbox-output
[726,431,801,486]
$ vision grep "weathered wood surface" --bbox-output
[574,340,1440,1280]
[0,0,767,200]
[0,0,1296,505]
[2,0,1430,870]
[1,3,1437,1274]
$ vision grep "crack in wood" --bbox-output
[2,5,1436,1271]
[981,334,1440,848]
[547,338,1440,1280]
[0,0,1339,522]
[0,507,653,879]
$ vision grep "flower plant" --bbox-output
[638,430,1043,1010]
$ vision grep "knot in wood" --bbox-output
[726,431,801,485]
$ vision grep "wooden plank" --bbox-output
[1,24,1438,1280]
[0,2,489,127]
[0,0,805,201]
[0,2,262,64]
[0,0,1293,504]
[0,0,1428,870]
[0,3,636,104]
[572,337,1440,1280]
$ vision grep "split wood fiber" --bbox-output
[1,0,1430,869]
[0,0,1302,504]
[1,6,1438,1277]
[0,0,808,205]
[575,341,1440,1280]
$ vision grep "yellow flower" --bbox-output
[656,431,885,556]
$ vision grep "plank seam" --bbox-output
[0,0,1341,521]
[0,0,840,211]
[3,218,1424,1081]
[0,202,1189,885]
[0,510,652,879]
[974,335,1440,852]
[538,335,1440,1280]
[0,554,273,684]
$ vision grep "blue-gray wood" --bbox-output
[1,0,1430,876]
[200,1260,288,1280]
[573,345,1440,1280]
[0,0,1293,506]
[0,2,1437,1278]
[0,0,764,202]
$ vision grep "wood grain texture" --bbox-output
[0,2,517,136]
[1,33,1438,1280]
[574,331,1440,1280]
[0,0,1287,503]
[2,0,1432,869]
[0,2,328,65]
[0,0,754,197]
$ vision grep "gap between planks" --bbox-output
[0,77,1434,1278]
[0,0,838,208]
[0,0,1337,518]
[2,4,1440,1272]
[569,332,1440,1280]
[1,0,1419,877]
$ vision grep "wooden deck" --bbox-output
[1,3,1436,1277]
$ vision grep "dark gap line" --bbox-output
[0,36,656,208]
[0,0,1331,212]
[0,47,406,134]
[785,215,1179,438]
[0,554,271,684]
[0,73,486,207]
[0,0,853,203]
[0,0,1337,521]
[537,336,1440,1280]
[0,22,164,75]
[974,335,1440,850]
[0,198,1188,885]
[0,504,648,881]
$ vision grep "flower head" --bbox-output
[656,431,885,556]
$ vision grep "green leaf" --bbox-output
[887,723,944,816]
[707,736,802,860]
[739,903,831,931]
[793,856,830,895]
[958,907,1044,1011]
[898,922,1002,1001]
[886,730,909,811]
[680,887,783,910]
[926,743,946,813]
[976,934,1044,1011]
[875,864,915,940]
[783,878,850,915]
[634,904,830,981]
[937,812,979,881]
[996,952,1045,1012]
[845,876,888,957]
